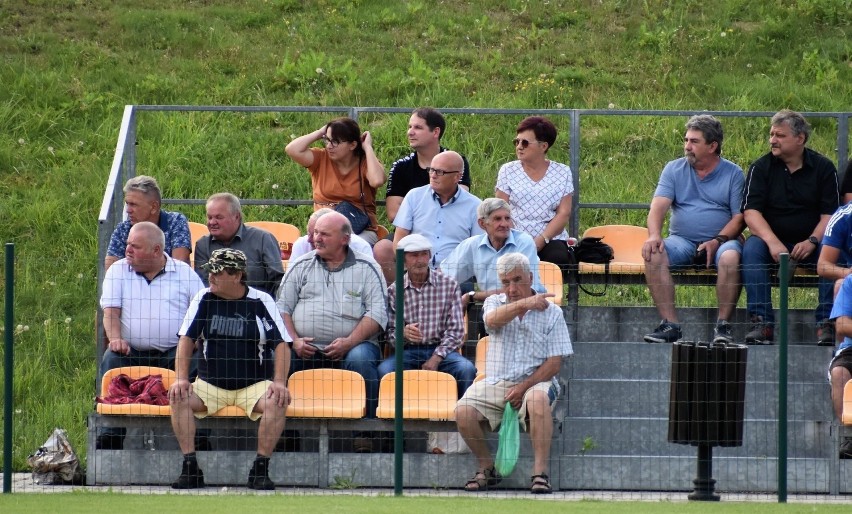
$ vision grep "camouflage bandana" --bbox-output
[202,248,247,273]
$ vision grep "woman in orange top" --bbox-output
[286,118,386,246]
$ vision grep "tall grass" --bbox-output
[0,0,849,469]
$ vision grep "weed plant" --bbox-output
[0,0,849,469]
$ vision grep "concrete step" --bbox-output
[558,454,846,493]
[567,341,833,382]
[563,417,832,458]
[575,306,830,346]
[566,378,832,420]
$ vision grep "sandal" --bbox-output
[530,473,552,494]
[463,466,502,492]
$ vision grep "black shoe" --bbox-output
[712,320,734,344]
[744,316,774,345]
[817,319,836,346]
[96,433,124,450]
[194,435,212,452]
[643,319,682,343]
[172,460,205,489]
[840,439,852,460]
[247,459,275,490]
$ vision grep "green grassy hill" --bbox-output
[0,0,849,469]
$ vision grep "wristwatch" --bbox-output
[543,235,551,244]
[467,290,476,301]
[808,236,820,246]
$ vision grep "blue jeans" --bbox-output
[742,235,833,324]
[289,341,381,418]
[377,346,477,399]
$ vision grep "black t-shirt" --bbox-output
[839,160,852,196]
[180,287,288,390]
[742,148,838,244]
[385,147,472,198]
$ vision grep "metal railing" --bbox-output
[96,105,851,359]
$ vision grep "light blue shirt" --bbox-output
[830,275,852,352]
[654,157,744,243]
[393,185,483,267]
[440,229,545,293]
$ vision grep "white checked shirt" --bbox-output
[482,292,573,390]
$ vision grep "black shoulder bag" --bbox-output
[567,236,615,297]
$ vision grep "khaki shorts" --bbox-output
[193,378,271,421]
[455,379,555,432]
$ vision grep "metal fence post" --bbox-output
[3,243,15,494]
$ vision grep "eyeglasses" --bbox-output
[320,136,344,148]
[426,167,461,177]
[513,138,542,149]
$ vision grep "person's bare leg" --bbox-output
[254,399,287,456]
[171,394,206,453]
[645,249,677,322]
[372,239,396,285]
[831,367,851,421]
[455,404,493,471]
[526,390,553,476]
[716,249,741,321]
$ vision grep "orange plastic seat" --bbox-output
[187,221,209,268]
[580,225,646,274]
[96,366,176,416]
[375,224,390,240]
[211,405,248,417]
[245,221,301,260]
[539,261,564,305]
[843,380,852,426]
[376,370,458,420]
[244,221,300,244]
[474,336,489,383]
[288,369,366,418]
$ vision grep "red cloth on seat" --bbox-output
[96,374,169,406]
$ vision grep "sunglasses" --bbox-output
[426,167,461,177]
[513,138,542,149]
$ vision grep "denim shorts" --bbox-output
[664,234,743,269]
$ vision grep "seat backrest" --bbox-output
[582,225,646,264]
[375,224,389,240]
[288,369,366,418]
[475,336,489,382]
[100,366,176,397]
[538,261,563,305]
[376,370,458,420]
[187,221,209,268]
[245,221,302,260]
[245,221,301,244]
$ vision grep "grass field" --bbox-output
[0,0,850,477]
[1,492,851,513]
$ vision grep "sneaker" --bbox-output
[712,320,734,344]
[172,459,205,489]
[247,458,275,490]
[816,319,836,346]
[744,316,774,345]
[643,319,682,343]
[840,439,852,460]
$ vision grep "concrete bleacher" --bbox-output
[87,305,852,493]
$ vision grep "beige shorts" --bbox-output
[455,379,555,432]
[192,378,271,421]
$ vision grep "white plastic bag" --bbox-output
[26,428,83,484]
[427,431,471,454]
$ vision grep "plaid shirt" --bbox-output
[386,269,464,359]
